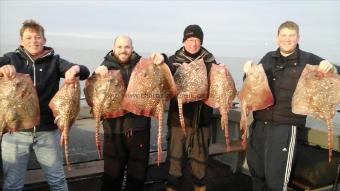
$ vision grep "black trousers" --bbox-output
[247,121,298,191]
[101,125,150,191]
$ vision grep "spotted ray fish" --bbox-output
[238,63,274,149]
[49,80,80,169]
[84,70,127,159]
[292,64,340,162]
[0,73,39,134]
[174,59,208,135]
[122,58,177,165]
[204,63,236,151]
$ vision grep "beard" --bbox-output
[113,52,132,65]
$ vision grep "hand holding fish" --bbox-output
[94,65,109,76]
[65,65,80,83]
[150,53,164,65]
[318,60,335,73]
[0,65,16,79]
[243,60,253,74]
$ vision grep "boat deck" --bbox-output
[23,157,252,191]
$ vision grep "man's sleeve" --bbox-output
[167,55,177,75]
[308,53,324,65]
[334,64,340,74]
[0,56,11,67]
[59,57,90,80]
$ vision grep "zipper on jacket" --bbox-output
[22,49,37,86]
[29,61,36,86]
[32,62,36,135]
[23,50,37,134]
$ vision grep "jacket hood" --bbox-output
[16,46,54,63]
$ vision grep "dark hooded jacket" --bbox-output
[0,46,90,131]
[100,51,151,133]
[167,47,216,128]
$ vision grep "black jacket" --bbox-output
[253,47,328,126]
[167,47,216,128]
[100,51,151,133]
[0,46,90,131]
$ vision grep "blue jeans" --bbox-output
[1,129,68,191]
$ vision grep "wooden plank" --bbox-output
[25,160,103,185]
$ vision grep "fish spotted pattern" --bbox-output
[49,80,80,169]
[238,63,274,149]
[84,70,126,159]
[204,63,236,151]
[0,73,39,134]
[292,64,340,162]
[174,58,208,135]
[122,58,177,165]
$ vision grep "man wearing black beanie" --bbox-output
[182,24,204,44]
[166,24,216,191]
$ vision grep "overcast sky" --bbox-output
[1,0,340,62]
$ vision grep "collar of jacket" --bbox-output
[16,46,54,63]
[173,46,212,63]
[104,50,141,69]
[274,44,299,59]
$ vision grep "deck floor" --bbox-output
[23,157,252,191]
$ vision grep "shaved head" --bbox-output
[114,35,133,48]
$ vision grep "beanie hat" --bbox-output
[182,24,204,44]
